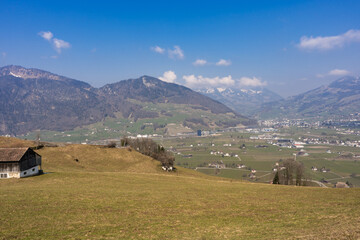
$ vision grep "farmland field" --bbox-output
[160,130,360,187]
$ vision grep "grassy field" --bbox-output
[1,137,360,239]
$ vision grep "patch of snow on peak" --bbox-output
[9,72,22,78]
[205,88,215,94]
[227,88,234,93]
[142,77,155,88]
[217,87,226,93]
[249,89,262,94]
[240,89,262,95]
[240,89,248,93]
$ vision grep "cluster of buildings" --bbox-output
[298,137,360,148]
[207,162,247,170]
[263,139,307,149]
[210,151,238,158]
[208,162,226,169]
[249,133,360,148]
[259,119,313,128]
[311,166,330,173]
[259,117,360,137]
[245,128,277,134]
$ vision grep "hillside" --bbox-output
[0,136,205,176]
[0,66,253,136]
[0,66,118,135]
[99,76,237,115]
[197,87,282,116]
[0,136,37,148]
[1,137,360,239]
[259,76,360,119]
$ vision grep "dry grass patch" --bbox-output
[1,172,360,239]
[0,136,36,148]
[1,137,360,239]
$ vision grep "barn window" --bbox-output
[0,173,8,178]
[24,171,27,175]
[32,168,35,172]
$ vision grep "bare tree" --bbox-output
[121,137,174,167]
[278,158,306,186]
[295,162,305,186]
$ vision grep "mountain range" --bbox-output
[197,87,283,116]
[2,65,359,136]
[259,76,360,119]
[0,65,252,136]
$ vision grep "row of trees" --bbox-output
[120,137,175,168]
[273,159,306,186]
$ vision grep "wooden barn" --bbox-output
[0,148,42,179]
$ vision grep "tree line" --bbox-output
[273,159,307,186]
[120,137,175,168]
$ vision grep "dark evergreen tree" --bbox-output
[273,171,280,184]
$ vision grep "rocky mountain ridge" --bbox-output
[0,65,250,135]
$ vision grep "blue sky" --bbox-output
[1,0,359,97]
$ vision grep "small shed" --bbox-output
[0,148,42,179]
[335,182,349,188]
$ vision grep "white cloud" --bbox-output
[183,75,235,88]
[193,59,207,66]
[168,46,184,59]
[151,45,185,60]
[39,31,70,54]
[328,69,350,76]
[298,29,360,50]
[239,77,267,87]
[52,38,71,53]
[39,31,53,41]
[159,70,177,83]
[151,46,165,54]
[216,59,231,66]
[1,52,6,58]
[182,74,267,88]
[317,69,351,78]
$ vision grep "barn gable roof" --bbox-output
[0,148,31,162]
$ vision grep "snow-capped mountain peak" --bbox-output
[217,87,226,93]
[196,87,283,116]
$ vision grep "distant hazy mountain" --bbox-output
[0,65,253,135]
[259,76,360,119]
[197,87,283,116]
